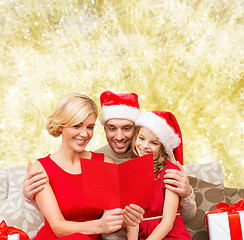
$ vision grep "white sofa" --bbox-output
[0,166,44,239]
[0,163,243,240]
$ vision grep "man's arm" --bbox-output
[178,186,196,221]
[163,161,197,221]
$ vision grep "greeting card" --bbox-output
[81,154,154,210]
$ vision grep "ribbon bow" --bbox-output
[211,198,244,214]
[205,198,244,240]
[0,220,29,240]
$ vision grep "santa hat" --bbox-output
[100,91,141,125]
[135,111,184,164]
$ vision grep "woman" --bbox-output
[126,111,191,240]
[31,93,124,239]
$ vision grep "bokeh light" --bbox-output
[0,0,243,188]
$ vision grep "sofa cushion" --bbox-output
[183,162,223,185]
[0,168,8,200]
[0,194,44,240]
[224,187,244,205]
[185,176,226,240]
[8,165,27,199]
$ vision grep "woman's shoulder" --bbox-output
[30,160,45,172]
[30,155,50,171]
[37,154,51,162]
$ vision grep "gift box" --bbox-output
[7,234,20,240]
[205,199,244,240]
[0,220,29,240]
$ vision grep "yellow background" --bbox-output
[0,0,243,188]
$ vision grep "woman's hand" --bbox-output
[123,204,144,227]
[99,208,124,233]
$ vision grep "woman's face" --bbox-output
[60,113,96,153]
[135,127,161,157]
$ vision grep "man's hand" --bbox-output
[123,204,144,227]
[23,162,47,203]
[99,208,123,234]
[164,161,192,198]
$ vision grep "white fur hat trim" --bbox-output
[101,105,141,125]
[135,112,180,153]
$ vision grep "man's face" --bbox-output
[104,119,135,154]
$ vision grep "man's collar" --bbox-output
[106,144,132,160]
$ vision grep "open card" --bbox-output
[81,153,154,210]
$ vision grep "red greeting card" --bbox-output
[81,153,154,210]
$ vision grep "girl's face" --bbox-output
[60,113,96,153]
[135,127,161,157]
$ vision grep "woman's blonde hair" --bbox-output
[131,126,168,176]
[46,93,98,137]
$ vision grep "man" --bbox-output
[96,91,196,239]
[23,90,196,239]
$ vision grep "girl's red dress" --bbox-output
[139,160,192,239]
[33,152,104,240]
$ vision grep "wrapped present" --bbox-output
[205,198,244,240]
[7,234,19,240]
[0,220,29,240]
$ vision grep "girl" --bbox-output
[31,93,124,240]
[127,111,191,240]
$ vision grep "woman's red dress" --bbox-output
[33,152,104,240]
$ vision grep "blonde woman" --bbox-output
[31,93,124,240]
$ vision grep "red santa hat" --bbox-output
[135,111,184,164]
[100,91,141,125]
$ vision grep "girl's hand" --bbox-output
[123,204,144,227]
[99,208,123,233]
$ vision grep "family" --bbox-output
[23,91,196,239]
